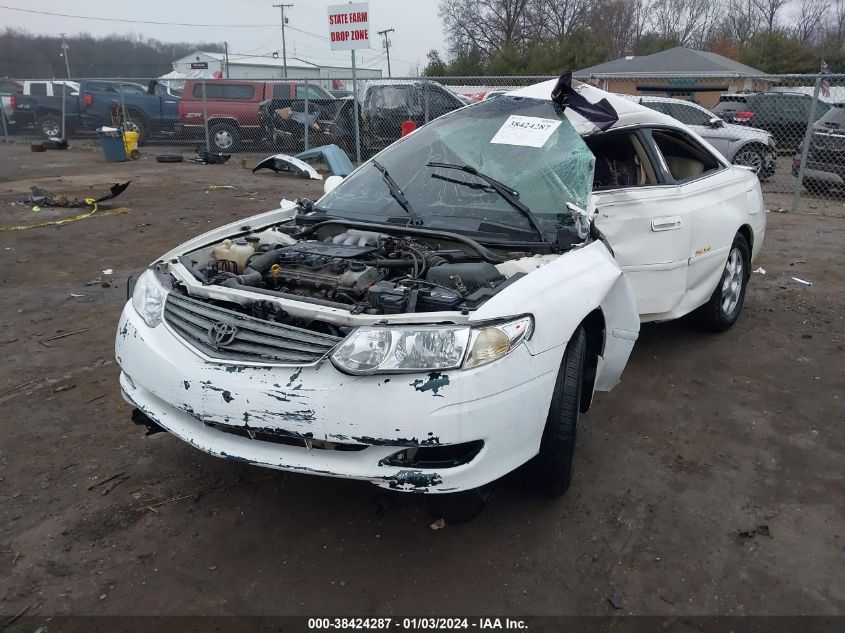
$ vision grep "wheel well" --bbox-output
[208,118,240,130]
[579,309,605,413]
[738,224,753,256]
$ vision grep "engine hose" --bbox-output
[217,281,352,310]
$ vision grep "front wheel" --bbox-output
[694,233,750,332]
[732,145,767,177]
[526,326,586,496]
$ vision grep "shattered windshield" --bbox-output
[318,96,595,242]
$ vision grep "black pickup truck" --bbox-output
[12,81,85,137]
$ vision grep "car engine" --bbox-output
[180,226,516,316]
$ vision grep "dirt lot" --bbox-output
[0,141,843,619]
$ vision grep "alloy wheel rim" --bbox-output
[721,248,744,316]
[734,150,762,173]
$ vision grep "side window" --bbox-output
[192,84,255,100]
[584,132,658,190]
[649,128,721,182]
[273,84,292,99]
[430,88,459,110]
[30,83,47,96]
[295,85,326,100]
[674,104,713,126]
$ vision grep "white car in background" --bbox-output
[629,95,777,179]
[117,81,765,516]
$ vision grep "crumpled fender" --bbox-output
[252,154,323,180]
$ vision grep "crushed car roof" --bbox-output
[507,79,677,135]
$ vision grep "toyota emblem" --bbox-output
[208,321,238,347]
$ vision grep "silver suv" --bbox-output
[631,95,777,179]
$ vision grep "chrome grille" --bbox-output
[163,292,342,365]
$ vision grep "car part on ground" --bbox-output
[155,154,184,163]
[20,181,130,208]
[295,144,354,177]
[252,153,323,180]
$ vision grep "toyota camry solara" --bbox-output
[116,78,765,499]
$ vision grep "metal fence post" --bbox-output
[117,78,127,129]
[61,82,67,139]
[792,76,822,211]
[352,52,362,164]
[2,91,10,140]
[424,79,430,125]
[304,82,309,152]
[201,77,211,154]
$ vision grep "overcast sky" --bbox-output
[1,0,445,75]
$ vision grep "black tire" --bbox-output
[527,326,586,496]
[37,114,62,138]
[209,122,240,152]
[156,154,184,163]
[694,233,750,332]
[732,144,768,176]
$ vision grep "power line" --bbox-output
[0,4,278,28]
[272,3,294,79]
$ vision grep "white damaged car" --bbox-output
[117,79,765,503]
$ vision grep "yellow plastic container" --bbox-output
[123,131,140,160]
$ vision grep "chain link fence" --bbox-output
[2,73,843,210]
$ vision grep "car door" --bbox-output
[588,129,694,318]
[646,127,756,311]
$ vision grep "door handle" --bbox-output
[651,216,682,231]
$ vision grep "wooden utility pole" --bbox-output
[377,28,395,77]
[272,3,294,79]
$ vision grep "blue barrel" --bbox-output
[97,128,127,162]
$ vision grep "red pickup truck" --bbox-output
[177,79,335,151]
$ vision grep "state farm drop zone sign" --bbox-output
[328,2,371,51]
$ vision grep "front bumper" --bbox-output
[116,303,563,493]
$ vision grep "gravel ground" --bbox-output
[0,141,843,619]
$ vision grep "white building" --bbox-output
[172,51,382,81]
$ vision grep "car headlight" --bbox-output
[330,316,533,375]
[131,269,165,328]
[464,316,533,369]
[331,325,470,374]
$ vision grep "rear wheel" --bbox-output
[694,233,750,332]
[209,123,239,152]
[37,114,62,138]
[527,326,586,496]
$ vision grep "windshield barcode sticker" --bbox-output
[490,115,562,148]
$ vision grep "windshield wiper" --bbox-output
[426,162,550,243]
[371,160,424,226]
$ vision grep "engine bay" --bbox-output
[177,219,531,317]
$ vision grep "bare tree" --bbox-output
[527,0,593,40]
[646,0,720,45]
[439,0,532,56]
[723,0,760,46]
[587,0,640,57]
[750,0,791,31]
[794,0,831,43]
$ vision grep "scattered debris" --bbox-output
[84,393,108,404]
[193,147,231,164]
[39,327,91,346]
[0,379,40,397]
[792,277,813,286]
[53,384,76,394]
[607,589,625,610]
[738,525,771,539]
[69,292,85,298]
[429,518,446,530]
[20,182,131,208]
[206,185,235,191]
[88,472,132,495]
[102,268,113,275]
[753,267,766,274]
